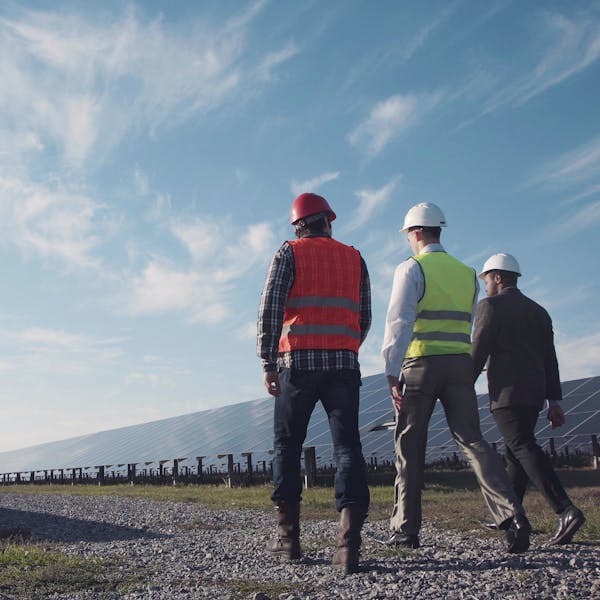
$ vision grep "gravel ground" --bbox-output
[1,493,599,599]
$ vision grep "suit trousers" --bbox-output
[493,406,572,514]
[390,354,523,534]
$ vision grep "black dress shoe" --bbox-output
[547,506,586,545]
[386,532,420,549]
[505,514,531,554]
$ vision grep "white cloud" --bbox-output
[564,183,600,205]
[546,200,600,239]
[130,262,206,315]
[399,4,456,63]
[556,330,600,380]
[290,171,340,196]
[0,326,125,372]
[127,218,276,323]
[530,135,600,189]
[348,92,443,157]
[342,177,400,233]
[133,164,150,196]
[125,355,191,387]
[482,10,600,114]
[0,176,108,269]
[0,3,295,168]
[236,321,258,342]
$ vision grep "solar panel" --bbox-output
[0,375,598,475]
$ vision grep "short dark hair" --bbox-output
[294,216,329,238]
[408,226,441,238]
[495,270,519,286]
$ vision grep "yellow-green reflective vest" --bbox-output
[405,252,476,358]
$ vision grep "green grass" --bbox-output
[225,577,319,599]
[0,542,146,599]
[2,468,599,539]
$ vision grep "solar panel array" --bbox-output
[0,375,598,475]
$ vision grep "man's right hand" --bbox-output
[264,371,281,397]
[387,375,404,414]
[547,404,566,429]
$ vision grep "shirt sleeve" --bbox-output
[359,257,372,345]
[256,242,294,371]
[381,259,423,377]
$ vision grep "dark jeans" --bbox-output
[271,368,370,512]
[494,406,572,514]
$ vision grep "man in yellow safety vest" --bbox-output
[381,202,531,553]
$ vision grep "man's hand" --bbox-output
[264,371,281,397]
[387,375,404,414]
[547,404,565,429]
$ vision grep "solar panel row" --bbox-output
[0,375,598,475]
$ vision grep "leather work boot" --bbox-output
[266,502,301,560]
[546,505,586,546]
[332,505,368,574]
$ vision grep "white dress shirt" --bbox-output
[381,243,479,377]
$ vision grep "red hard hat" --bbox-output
[290,193,336,224]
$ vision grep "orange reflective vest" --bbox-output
[279,237,362,354]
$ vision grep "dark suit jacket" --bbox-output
[471,287,562,411]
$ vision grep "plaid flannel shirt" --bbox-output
[257,235,371,372]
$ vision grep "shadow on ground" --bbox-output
[0,507,167,543]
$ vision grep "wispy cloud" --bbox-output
[348,92,443,157]
[125,355,191,387]
[399,3,457,63]
[341,177,400,234]
[529,135,600,190]
[290,171,340,196]
[544,200,600,240]
[127,218,276,323]
[341,5,457,90]
[482,10,600,114]
[0,176,110,269]
[0,3,294,168]
[0,326,125,372]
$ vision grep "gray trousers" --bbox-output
[390,354,524,534]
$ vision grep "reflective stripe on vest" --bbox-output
[279,237,362,353]
[405,252,476,358]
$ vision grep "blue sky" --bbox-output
[1,1,599,453]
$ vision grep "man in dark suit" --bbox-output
[471,253,585,545]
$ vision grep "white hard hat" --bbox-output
[401,202,447,232]
[479,253,521,279]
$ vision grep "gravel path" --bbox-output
[1,493,598,599]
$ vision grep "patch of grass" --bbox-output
[2,468,598,541]
[0,543,148,599]
[226,578,301,599]
[515,571,531,583]
[301,534,336,552]
[371,545,416,559]
[177,518,226,532]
